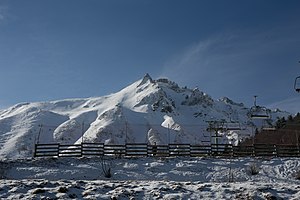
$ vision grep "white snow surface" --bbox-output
[1,156,300,199]
[0,74,290,158]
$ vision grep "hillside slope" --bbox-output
[0,74,289,158]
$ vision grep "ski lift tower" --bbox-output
[206,120,226,154]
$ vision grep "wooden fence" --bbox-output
[34,143,300,158]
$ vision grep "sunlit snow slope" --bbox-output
[0,74,289,158]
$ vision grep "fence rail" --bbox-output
[34,143,300,158]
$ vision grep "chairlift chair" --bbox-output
[203,132,210,138]
[225,112,242,131]
[261,126,276,131]
[250,106,271,119]
[211,134,223,138]
[261,119,276,131]
[201,132,211,143]
[250,96,271,119]
[224,121,242,131]
[206,120,226,132]
[201,140,211,144]
[294,76,300,92]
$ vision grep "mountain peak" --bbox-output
[137,73,153,87]
[144,73,152,80]
[219,97,244,107]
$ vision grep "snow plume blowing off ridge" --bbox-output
[0,73,289,158]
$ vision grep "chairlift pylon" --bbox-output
[205,120,225,148]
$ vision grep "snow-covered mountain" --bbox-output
[0,74,289,158]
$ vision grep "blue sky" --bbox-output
[0,0,299,113]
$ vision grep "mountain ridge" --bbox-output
[0,74,289,158]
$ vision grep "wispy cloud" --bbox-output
[162,27,300,81]
[159,32,260,102]
[160,26,300,105]
[161,33,248,82]
[0,5,8,21]
[268,97,300,114]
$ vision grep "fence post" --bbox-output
[147,143,151,157]
[57,143,60,157]
[34,144,37,157]
[229,144,233,157]
[274,144,278,157]
[208,144,211,157]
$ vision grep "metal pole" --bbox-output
[215,129,218,153]
[37,124,43,144]
[296,130,299,146]
[125,122,128,144]
[168,124,170,144]
[296,130,300,156]
[81,122,84,143]
[254,95,257,107]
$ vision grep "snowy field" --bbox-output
[1,157,300,199]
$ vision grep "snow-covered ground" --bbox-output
[1,156,300,199]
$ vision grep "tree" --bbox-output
[288,115,294,122]
[275,117,286,129]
